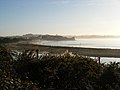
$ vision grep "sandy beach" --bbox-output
[4,42,120,58]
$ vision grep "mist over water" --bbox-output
[36,38,120,63]
[40,38,120,49]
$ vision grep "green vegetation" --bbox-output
[0,34,75,44]
[0,37,26,43]
[23,34,75,41]
[39,35,75,41]
[0,45,120,89]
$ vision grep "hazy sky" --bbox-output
[0,0,120,36]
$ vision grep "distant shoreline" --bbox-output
[72,35,120,39]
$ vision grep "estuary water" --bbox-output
[41,38,120,49]
[36,38,120,63]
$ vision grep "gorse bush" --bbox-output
[0,45,120,90]
[0,46,37,90]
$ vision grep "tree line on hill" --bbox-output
[0,34,75,43]
[0,37,26,43]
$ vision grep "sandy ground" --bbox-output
[4,41,120,58]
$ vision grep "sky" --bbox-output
[0,0,120,36]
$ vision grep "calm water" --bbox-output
[36,38,120,63]
[40,38,120,49]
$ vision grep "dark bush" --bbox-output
[0,46,120,90]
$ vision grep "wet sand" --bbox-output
[5,42,120,58]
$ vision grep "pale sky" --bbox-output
[0,0,120,36]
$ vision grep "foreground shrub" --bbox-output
[0,46,38,89]
[0,46,120,90]
[14,50,120,90]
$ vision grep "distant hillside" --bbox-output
[0,37,26,43]
[23,34,75,41]
[0,34,75,43]
[39,35,75,41]
[67,35,120,39]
